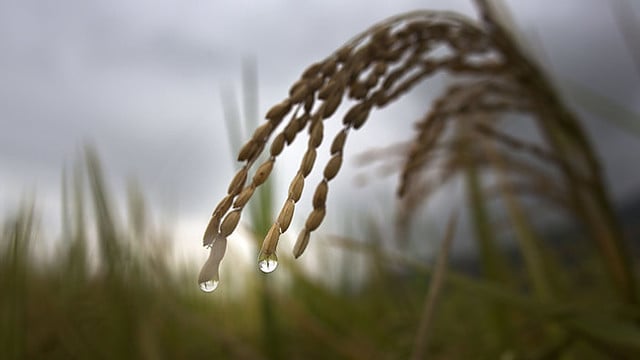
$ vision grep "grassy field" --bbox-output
[3,1,640,359]
[2,150,639,359]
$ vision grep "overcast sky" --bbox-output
[1,0,639,261]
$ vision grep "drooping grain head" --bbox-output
[199,5,614,292]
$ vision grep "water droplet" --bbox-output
[258,252,278,273]
[197,236,227,293]
[199,279,219,293]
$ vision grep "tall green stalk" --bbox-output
[220,58,284,359]
[461,128,513,349]
[475,0,637,305]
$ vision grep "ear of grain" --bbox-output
[284,120,300,144]
[349,59,369,78]
[321,58,338,77]
[373,90,389,107]
[233,185,255,208]
[251,122,273,142]
[300,148,317,177]
[247,141,266,163]
[365,73,380,89]
[238,140,259,162]
[323,154,343,180]
[308,76,324,92]
[293,229,311,258]
[204,10,568,290]
[252,159,275,187]
[265,99,292,124]
[330,130,348,154]
[261,222,282,254]
[318,80,338,100]
[349,82,369,100]
[289,79,306,95]
[373,62,387,75]
[219,209,242,237]
[277,199,296,233]
[297,113,311,130]
[344,102,372,129]
[302,62,324,79]
[202,216,220,247]
[305,207,326,231]
[289,81,309,103]
[384,46,406,62]
[212,194,233,219]
[312,180,329,209]
[288,171,305,202]
[309,120,324,148]
[227,167,248,195]
[322,93,343,118]
[270,133,286,157]
[304,94,315,113]
[381,68,404,91]
[336,46,352,63]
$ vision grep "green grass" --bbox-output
[1,148,639,359]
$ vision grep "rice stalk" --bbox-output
[203,9,509,269]
[411,211,457,360]
[459,121,514,348]
[201,0,637,309]
[482,132,553,301]
[474,0,637,304]
[214,60,286,359]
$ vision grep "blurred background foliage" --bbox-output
[2,144,639,360]
[2,2,640,359]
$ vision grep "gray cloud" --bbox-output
[1,0,639,252]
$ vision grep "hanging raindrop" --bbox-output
[199,279,219,293]
[258,251,278,273]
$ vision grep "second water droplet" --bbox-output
[199,279,219,293]
[258,252,278,273]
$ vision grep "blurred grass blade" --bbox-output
[563,79,640,136]
[460,124,515,347]
[609,0,640,76]
[85,146,121,275]
[460,127,508,284]
[61,165,72,241]
[218,59,283,360]
[70,157,88,279]
[242,56,259,135]
[220,86,245,159]
[1,200,35,360]
[564,315,640,353]
[448,271,640,353]
[483,138,553,301]
[411,211,457,360]
[127,179,147,238]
